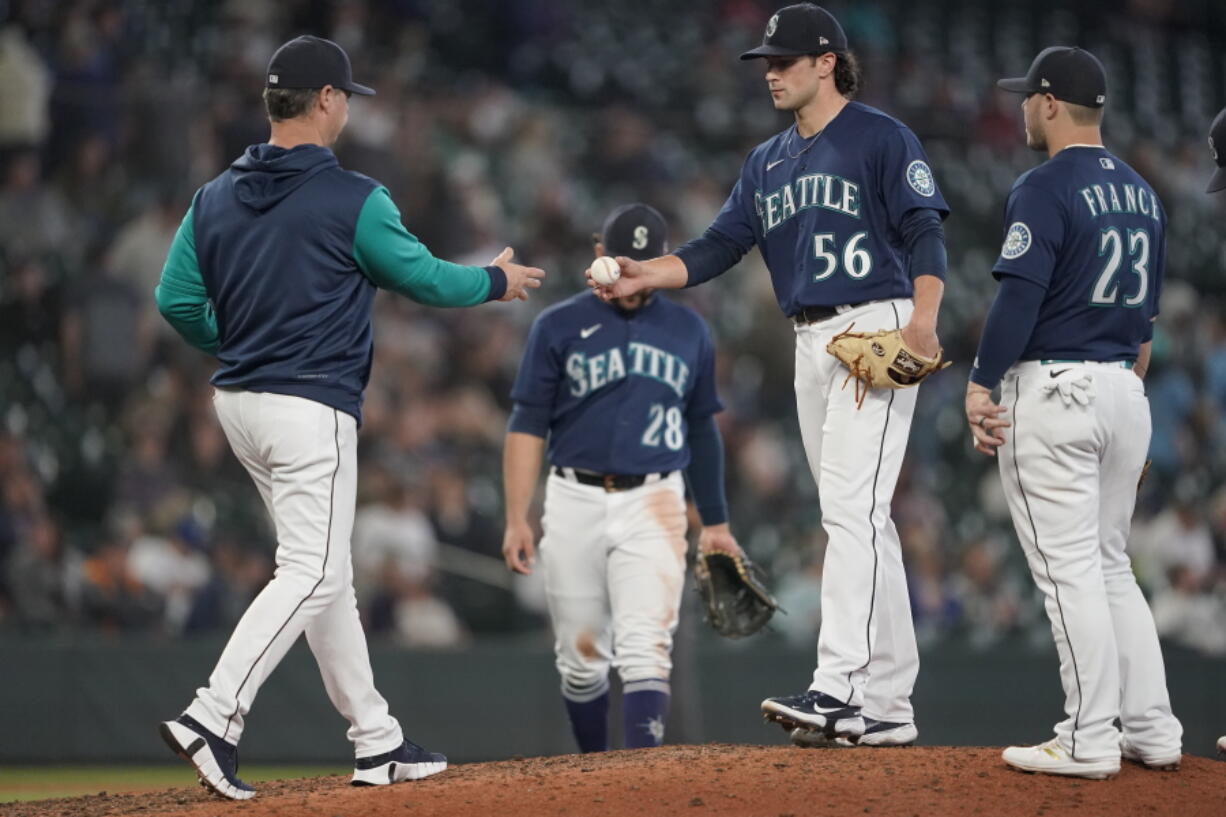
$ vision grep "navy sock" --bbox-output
[563,692,609,753]
[623,679,670,748]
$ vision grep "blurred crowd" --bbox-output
[1,0,1224,655]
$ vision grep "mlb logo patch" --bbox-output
[1100,157,1115,170]
[269,74,279,85]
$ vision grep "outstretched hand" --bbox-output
[491,247,545,301]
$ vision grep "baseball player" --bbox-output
[154,36,543,798]
[1207,105,1226,760]
[589,4,949,748]
[966,46,1183,779]
[501,203,740,752]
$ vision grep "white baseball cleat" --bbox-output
[789,728,843,748]
[352,739,448,786]
[854,719,918,747]
[1120,736,1180,771]
[791,718,917,748]
[1002,739,1119,780]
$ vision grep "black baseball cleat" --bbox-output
[352,739,447,786]
[159,714,256,800]
[761,689,864,740]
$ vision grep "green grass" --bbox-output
[0,765,340,803]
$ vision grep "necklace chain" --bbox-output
[785,124,824,160]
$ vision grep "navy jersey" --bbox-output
[994,146,1164,361]
[510,292,722,474]
[703,102,949,315]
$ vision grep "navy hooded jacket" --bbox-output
[155,143,506,423]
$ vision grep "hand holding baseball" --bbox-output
[588,256,621,286]
[586,255,649,301]
[491,247,545,301]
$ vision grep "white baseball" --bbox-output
[589,256,621,286]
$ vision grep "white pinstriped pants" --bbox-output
[795,299,920,723]
[184,389,403,756]
[998,361,1181,760]
[539,471,688,702]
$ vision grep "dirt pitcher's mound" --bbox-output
[4,745,1224,817]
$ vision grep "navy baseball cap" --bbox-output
[997,46,1106,108]
[266,35,374,96]
[1207,106,1226,194]
[740,4,848,61]
[601,204,667,261]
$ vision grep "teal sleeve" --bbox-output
[353,187,497,306]
[155,202,220,355]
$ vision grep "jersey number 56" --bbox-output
[813,232,873,281]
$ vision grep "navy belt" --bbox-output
[554,467,672,492]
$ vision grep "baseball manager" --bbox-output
[154,35,543,799]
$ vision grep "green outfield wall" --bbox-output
[1,635,1222,763]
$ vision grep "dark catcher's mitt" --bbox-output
[826,325,951,408]
[695,550,780,638]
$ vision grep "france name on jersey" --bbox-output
[993,146,1165,362]
[511,292,722,475]
[705,102,950,316]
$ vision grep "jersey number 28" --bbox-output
[642,403,684,451]
[1090,227,1149,307]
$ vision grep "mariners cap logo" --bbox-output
[766,13,779,37]
[1211,136,1219,162]
[1001,222,1032,260]
[906,160,936,197]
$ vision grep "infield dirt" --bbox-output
[2,744,1223,817]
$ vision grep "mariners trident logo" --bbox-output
[1212,135,1219,162]
[906,160,936,197]
[1001,222,1032,260]
[766,13,779,37]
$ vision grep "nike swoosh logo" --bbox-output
[580,324,602,339]
[1050,368,1071,378]
[766,159,785,171]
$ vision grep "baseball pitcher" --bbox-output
[502,204,741,751]
[588,4,950,748]
[966,46,1182,779]
[154,36,543,798]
